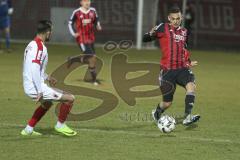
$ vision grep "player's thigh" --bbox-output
[59,93,75,103]
[176,68,195,88]
[41,85,76,104]
[0,17,10,31]
[79,43,95,55]
[159,70,177,102]
[41,84,63,101]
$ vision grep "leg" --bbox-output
[57,93,75,124]
[67,54,92,68]
[185,82,196,117]
[176,69,200,125]
[88,55,97,83]
[54,93,77,136]
[4,27,10,50]
[153,101,172,120]
[0,29,3,53]
[22,101,53,135]
[153,70,176,121]
[85,43,98,84]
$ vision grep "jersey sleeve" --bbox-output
[94,9,101,26]
[68,10,77,37]
[31,63,42,93]
[143,23,165,42]
[90,7,100,27]
[155,23,165,38]
[27,42,43,93]
[184,29,189,49]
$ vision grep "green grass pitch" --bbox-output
[0,43,240,160]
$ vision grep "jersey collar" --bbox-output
[80,7,91,14]
[34,36,43,43]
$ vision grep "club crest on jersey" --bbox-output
[181,30,187,36]
[89,12,94,18]
[80,15,84,19]
[82,19,92,25]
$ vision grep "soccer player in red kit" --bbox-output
[68,0,102,85]
[143,6,200,125]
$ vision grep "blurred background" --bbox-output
[3,0,240,50]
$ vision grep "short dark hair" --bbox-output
[168,5,181,14]
[37,20,52,34]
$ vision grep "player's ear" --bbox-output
[168,16,171,22]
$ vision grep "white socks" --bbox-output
[25,122,65,132]
[25,125,33,133]
[56,121,64,129]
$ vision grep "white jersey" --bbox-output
[23,37,48,95]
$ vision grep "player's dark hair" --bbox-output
[168,5,181,14]
[37,20,52,34]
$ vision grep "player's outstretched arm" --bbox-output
[143,25,163,42]
[143,32,155,42]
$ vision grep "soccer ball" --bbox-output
[157,115,176,133]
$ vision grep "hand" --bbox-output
[190,61,198,67]
[8,8,14,15]
[96,24,102,31]
[48,76,57,86]
[74,33,80,38]
[35,93,43,104]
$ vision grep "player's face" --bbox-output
[80,0,91,9]
[168,12,182,28]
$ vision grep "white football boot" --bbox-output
[183,114,201,126]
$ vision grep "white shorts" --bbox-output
[25,83,63,101]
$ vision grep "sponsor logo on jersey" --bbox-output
[173,33,185,42]
[82,19,92,25]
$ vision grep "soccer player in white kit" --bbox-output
[21,20,77,136]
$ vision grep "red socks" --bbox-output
[58,103,73,123]
[27,102,73,127]
[28,106,48,127]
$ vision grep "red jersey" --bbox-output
[155,23,189,70]
[69,7,99,44]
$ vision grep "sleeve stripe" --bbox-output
[68,23,76,37]
[156,23,164,30]
[90,7,98,17]
[70,8,80,21]
[32,38,43,65]
[32,60,41,65]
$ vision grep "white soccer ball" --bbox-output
[157,115,176,133]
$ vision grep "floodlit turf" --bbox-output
[0,43,240,160]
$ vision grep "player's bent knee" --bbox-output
[67,94,75,103]
[70,95,75,102]
[41,101,53,110]
[186,82,196,92]
[163,102,172,108]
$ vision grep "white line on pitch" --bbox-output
[0,122,239,145]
